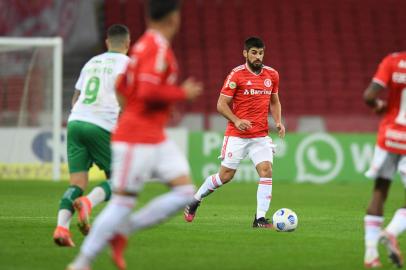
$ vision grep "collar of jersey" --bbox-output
[146,29,169,45]
[245,63,263,76]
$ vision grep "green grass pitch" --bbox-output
[0,179,405,270]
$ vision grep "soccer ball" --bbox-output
[272,208,298,232]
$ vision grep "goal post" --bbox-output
[0,37,63,181]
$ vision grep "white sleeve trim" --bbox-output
[372,78,386,88]
[220,93,233,98]
[138,73,161,84]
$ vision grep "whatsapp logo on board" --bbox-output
[295,133,344,184]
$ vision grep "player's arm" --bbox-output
[72,67,86,107]
[217,94,251,131]
[115,73,127,111]
[364,54,392,114]
[270,93,285,138]
[363,82,386,114]
[137,77,201,103]
[135,47,201,103]
[71,90,80,108]
[136,68,203,103]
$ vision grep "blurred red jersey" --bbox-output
[113,30,186,144]
[374,52,406,154]
[220,64,279,138]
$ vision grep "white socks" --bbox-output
[86,186,106,208]
[256,178,272,219]
[364,215,384,250]
[73,194,135,267]
[194,173,223,201]
[71,184,195,269]
[385,208,406,237]
[57,209,72,228]
[195,174,273,219]
[118,184,195,235]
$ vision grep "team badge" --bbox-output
[264,79,272,88]
[229,81,237,89]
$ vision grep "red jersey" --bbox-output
[113,30,186,144]
[220,64,279,138]
[374,52,406,154]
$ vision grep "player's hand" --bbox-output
[276,122,285,138]
[182,77,203,101]
[234,119,252,131]
[373,99,387,115]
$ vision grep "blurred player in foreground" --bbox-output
[53,24,130,247]
[184,37,285,228]
[67,0,202,269]
[364,51,406,268]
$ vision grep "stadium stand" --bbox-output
[5,0,401,131]
[125,0,403,127]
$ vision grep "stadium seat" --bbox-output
[102,0,406,131]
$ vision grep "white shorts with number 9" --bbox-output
[219,136,275,170]
[111,139,190,193]
[365,145,406,186]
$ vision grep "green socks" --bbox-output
[99,181,112,201]
[59,185,83,212]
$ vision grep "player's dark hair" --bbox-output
[106,24,129,46]
[146,0,181,21]
[244,37,265,51]
[107,24,130,39]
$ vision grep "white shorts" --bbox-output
[219,136,275,170]
[111,139,190,193]
[365,145,406,185]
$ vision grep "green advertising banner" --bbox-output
[188,132,378,184]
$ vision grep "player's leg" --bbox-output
[364,146,397,268]
[184,136,246,222]
[120,140,195,231]
[364,177,390,268]
[68,142,149,270]
[185,165,235,222]
[109,140,194,268]
[54,121,92,247]
[378,156,406,268]
[382,207,405,269]
[249,137,274,228]
[73,124,113,235]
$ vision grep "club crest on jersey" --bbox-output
[229,81,237,89]
[264,79,272,88]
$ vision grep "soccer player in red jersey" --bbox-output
[184,37,285,228]
[363,51,406,268]
[67,1,202,269]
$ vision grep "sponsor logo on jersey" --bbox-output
[243,89,273,95]
[229,81,237,89]
[393,72,406,84]
[386,129,406,141]
[399,60,406,69]
[264,79,272,87]
[247,80,252,85]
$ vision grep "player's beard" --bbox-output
[247,59,263,74]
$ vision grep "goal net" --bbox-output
[0,37,63,180]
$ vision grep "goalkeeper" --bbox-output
[53,24,130,247]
